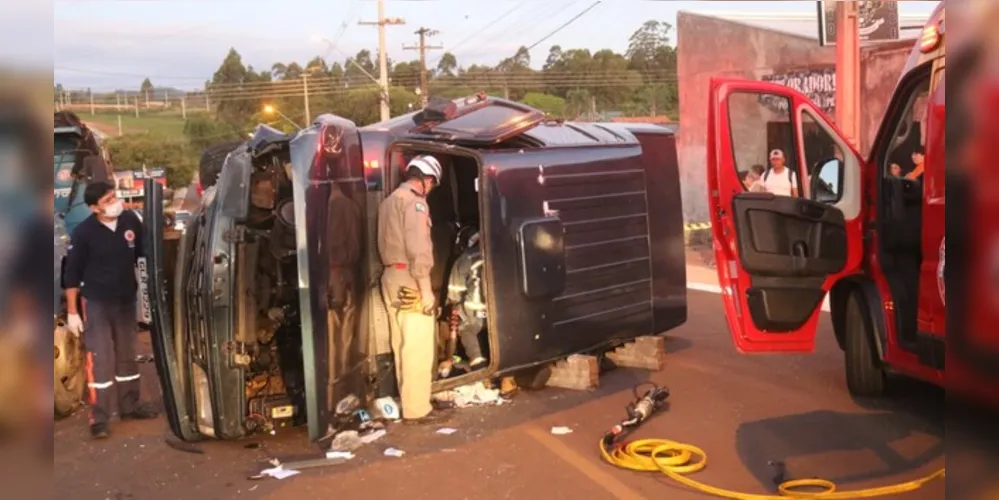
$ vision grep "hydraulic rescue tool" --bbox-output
[599,384,945,499]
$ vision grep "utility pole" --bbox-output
[117,115,123,137]
[360,0,405,121]
[135,96,140,118]
[404,27,443,108]
[89,89,95,116]
[303,74,311,124]
[834,0,860,147]
[181,97,187,119]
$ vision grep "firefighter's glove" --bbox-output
[396,286,423,313]
[417,279,436,315]
[65,313,84,337]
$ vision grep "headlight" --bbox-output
[191,363,216,437]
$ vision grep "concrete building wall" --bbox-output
[675,12,913,224]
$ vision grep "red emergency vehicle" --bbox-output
[704,5,983,399]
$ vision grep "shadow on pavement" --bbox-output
[734,382,944,491]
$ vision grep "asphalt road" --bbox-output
[53,289,946,500]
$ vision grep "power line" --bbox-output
[526,1,603,51]
[427,0,529,68]
[459,0,573,61]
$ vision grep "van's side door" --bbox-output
[480,143,659,370]
[706,78,865,353]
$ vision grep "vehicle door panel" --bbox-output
[199,148,252,440]
[290,116,367,442]
[707,78,864,353]
[481,145,658,371]
[143,179,199,441]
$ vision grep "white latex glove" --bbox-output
[66,314,84,336]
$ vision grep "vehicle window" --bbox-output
[726,91,800,197]
[884,74,931,179]
[800,110,844,202]
[432,104,533,136]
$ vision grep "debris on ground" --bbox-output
[135,354,154,363]
[436,427,457,435]
[384,448,405,457]
[326,451,355,460]
[360,429,387,444]
[432,381,508,408]
[330,430,363,452]
[371,396,401,420]
[550,426,573,435]
[255,465,299,480]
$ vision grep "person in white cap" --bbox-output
[762,149,798,197]
[376,154,449,424]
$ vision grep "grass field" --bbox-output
[84,109,205,140]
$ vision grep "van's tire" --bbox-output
[844,291,887,398]
[54,322,86,418]
[198,140,243,189]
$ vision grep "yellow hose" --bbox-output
[599,437,945,499]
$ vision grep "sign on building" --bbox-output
[817,0,900,46]
[115,167,167,201]
[760,67,836,116]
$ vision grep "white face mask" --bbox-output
[103,199,124,218]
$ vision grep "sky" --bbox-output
[50,0,940,91]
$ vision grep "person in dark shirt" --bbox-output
[63,181,158,439]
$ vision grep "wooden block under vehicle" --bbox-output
[605,335,666,371]
[545,354,599,391]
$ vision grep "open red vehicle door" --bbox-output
[706,78,865,353]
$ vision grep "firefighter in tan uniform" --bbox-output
[377,155,448,423]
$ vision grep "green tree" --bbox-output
[107,135,197,188]
[211,48,267,128]
[183,114,244,152]
[521,92,566,117]
[626,20,678,116]
[140,78,154,98]
[436,52,458,77]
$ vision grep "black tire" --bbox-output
[198,140,243,189]
[844,291,887,397]
[54,322,86,418]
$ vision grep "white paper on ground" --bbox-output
[550,426,573,435]
[384,447,405,457]
[436,427,457,435]
[259,465,300,480]
[360,429,387,444]
[452,381,503,408]
[325,451,355,460]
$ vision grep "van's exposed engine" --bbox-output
[235,151,305,435]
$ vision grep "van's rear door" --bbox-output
[706,78,864,353]
[289,116,368,442]
[143,179,198,441]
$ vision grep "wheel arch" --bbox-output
[829,276,888,361]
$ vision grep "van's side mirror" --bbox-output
[811,158,843,204]
[82,155,110,182]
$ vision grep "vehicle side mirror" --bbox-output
[82,154,113,183]
[811,158,843,204]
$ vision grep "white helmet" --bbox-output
[406,155,442,183]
